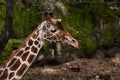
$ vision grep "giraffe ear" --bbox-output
[51,19,62,24]
[57,19,62,22]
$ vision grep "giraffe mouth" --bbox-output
[71,42,79,48]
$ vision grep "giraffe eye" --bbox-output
[47,25,50,28]
[51,29,57,33]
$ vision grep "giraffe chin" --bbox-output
[69,42,79,49]
[72,44,79,48]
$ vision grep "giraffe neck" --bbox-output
[0,23,45,80]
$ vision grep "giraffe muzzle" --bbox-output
[72,42,79,48]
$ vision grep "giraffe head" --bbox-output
[41,11,78,48]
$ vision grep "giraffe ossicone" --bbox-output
[0,14,78,80]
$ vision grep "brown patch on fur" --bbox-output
[34,41,39,45]
[32,33,38,39]
[36,30,40,34]
[21,51,29,61]
[0,70,3,75]
[44,34,47,38]
[10,59,21,71]
[28,55,35,63]
[52,36,57,40]
[46,33,50,37]
[38,44,41,47]
[0,69,8,79]
[47,37,52,40]
[9,72,14,79]
[31,46,38,53]
[16,50,23,57]
[16,64,27,76]
[25,47,30,51]
[8,58,17,67]
[37,38,40,41]
[28,39,33,46]
[12,78,16,80]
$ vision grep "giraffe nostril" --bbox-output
[72,39,76,42]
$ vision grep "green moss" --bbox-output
[81,37,96,53]
[13,2,43,38]
[0,1,119,56]
[42,43,49,50]
[13,5,32,38]
[0,0,6,34]
[63,3,118,53]
[0,39,22,64]
[101,25,120,47]
[58,4,97,53]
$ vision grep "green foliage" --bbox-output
[101,24,120,47]
[13,4,32,38]
[81,37,96,53]
[56,2,118,53]
[90,2,116,23]
[0,0,6,34]
[13,2,43,38]
[0,0,120,57]
[42,43,49,50]
[0,39,22,64]
[60,4,97,53]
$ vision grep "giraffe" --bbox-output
[0,12,78,80]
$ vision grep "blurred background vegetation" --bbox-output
[0,0,120,63]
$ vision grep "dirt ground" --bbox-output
[22,57,120,80]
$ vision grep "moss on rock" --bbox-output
[0,39,22,64]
